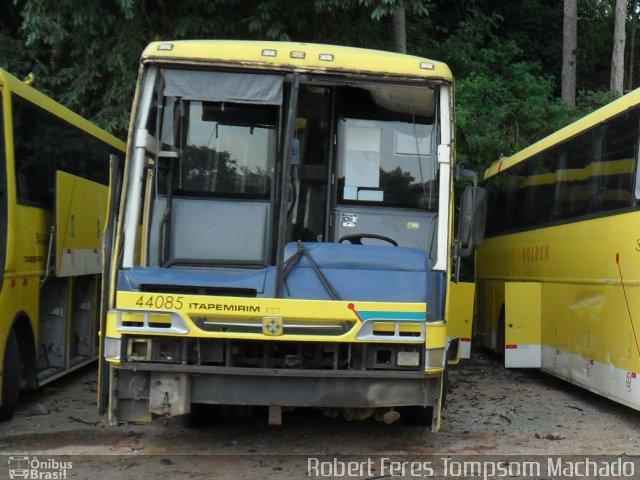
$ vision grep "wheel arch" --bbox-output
[8,311,37,390]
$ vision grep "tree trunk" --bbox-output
[627,12,635,91]
[611,0,627,96]
[393,6,407,53]
[562,0,577,107]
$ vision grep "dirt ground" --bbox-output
[1,351,639,479]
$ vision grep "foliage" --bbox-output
[429,9,564,172]
[423,5,619,174]
[0,0,633,175]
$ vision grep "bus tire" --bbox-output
[0,329,20,421]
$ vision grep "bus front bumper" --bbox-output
[109,362,443,423]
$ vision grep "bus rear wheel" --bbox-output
[0,329,20,421]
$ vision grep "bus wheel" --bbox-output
[400,406,433,426]
[0,329,20,421]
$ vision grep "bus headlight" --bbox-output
[116,310,188,334]
[397,351,420,367]
[425,348,445,370]
[104,336,122,361]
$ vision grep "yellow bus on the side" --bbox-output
[476,87,640,410]
[0,68,125,420]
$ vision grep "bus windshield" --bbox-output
[335,84,438,210]
[157,100,277,198]
[337,117,437,209]
[133,66,444,269]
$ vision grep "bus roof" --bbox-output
[140,40,453,83]
[0,68,126,151]
[485,86,640,180]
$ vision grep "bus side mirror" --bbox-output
[458,185,487,257]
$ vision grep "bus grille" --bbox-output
[121,337,423,371]
[191,316,356,336]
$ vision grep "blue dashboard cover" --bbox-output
[283,242,431,271]
[282,242,438,304]
[119,265,268,293]
[118,242,441,313]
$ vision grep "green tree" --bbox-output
[0,0,626,177]
[429,10,563,171]
[563,0,578,106]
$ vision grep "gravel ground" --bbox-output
[0,351,638,479]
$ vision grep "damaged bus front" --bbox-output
[102,41,480,431]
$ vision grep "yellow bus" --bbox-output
[0,68,126,420]
[476,87,640,410]
[101,40,484,430]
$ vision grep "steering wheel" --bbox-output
[339,233,398,246]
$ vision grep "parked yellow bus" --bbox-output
[476,87,640,410]
[0,68,126,420]
[101,41,484,430]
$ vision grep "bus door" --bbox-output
[447,282,475,360]
[0,89,6,289]
[37,172,106,380]
[504,282,542,367]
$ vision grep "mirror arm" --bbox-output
[455,165,478,187]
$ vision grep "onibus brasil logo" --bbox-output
[8,456,73,479]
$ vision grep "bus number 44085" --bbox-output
[134,295,184,310]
